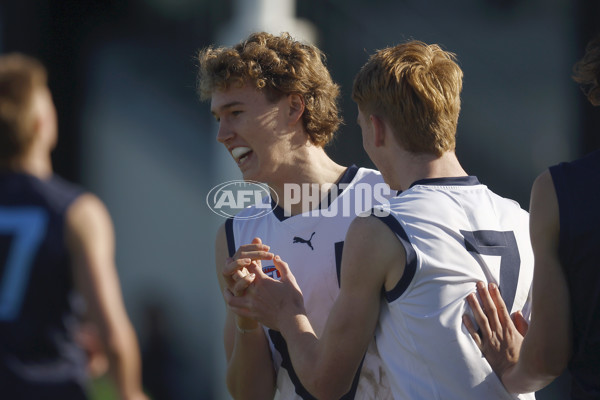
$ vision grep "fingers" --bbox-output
[488,282,512,326]
[223,257,252,278]
[233,242,273,263]
[230,272,256,297]
[462,310,482,349]
[223,289,253,319]
[464,293,486,349]
[222,241,273,283]
[273,255,291,279]
[476,282,501,332]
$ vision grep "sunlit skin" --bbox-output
[211,83,345,216]
[211,83,348,399]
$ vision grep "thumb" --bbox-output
[273,255,293,282]
[511,310,529,336]
[252,237,262,245]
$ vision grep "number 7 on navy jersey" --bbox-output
[461,230,520,312]
[0,207,48,321]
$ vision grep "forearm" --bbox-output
[226,320,276,400]
[502,361,559,394]
[280,314,352,400]
[104,323,146,400]
[502,331,566,393]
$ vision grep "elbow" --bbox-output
[530,350,568,379]
[102,330,133,365]
[225,367,275,400]
[306,374,353,400]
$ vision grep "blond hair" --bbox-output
[352,40,463,156]
[197,32,342,146]
[0,53,47,161]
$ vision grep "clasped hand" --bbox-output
[221,237,305,331]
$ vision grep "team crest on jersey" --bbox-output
[262,265,281,280]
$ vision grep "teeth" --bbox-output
[232,147,251,160]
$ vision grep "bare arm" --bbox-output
[464,171,572,393]
[227,216,403,400]
[214,224,276,400]
[503,170,572,391]
[65,194,147,400]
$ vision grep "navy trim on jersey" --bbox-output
[270,165,360,222]
[268,329,363,399]
[373,214,417,302]
[225,218,236,257]
[334,241,344,287]
[409,176,480,188]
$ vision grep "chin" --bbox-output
[241,169,262,183]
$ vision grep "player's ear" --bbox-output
[370,114,386,147]
[287,93,305,125]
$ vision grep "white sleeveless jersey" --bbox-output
[372,176,535,400]
[226,166,394,400]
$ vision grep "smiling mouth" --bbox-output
[231,146,253,165]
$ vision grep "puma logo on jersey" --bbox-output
[293,232,315,250]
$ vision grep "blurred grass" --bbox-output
[89,376,118,400]
[88,376,152,400]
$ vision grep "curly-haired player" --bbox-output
[226,40,535,400]
[199,32,392,400]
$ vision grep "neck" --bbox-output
[268,146,346,216]
[388,150,467,191]
[4,150,53,179]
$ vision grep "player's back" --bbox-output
[373,176,535,400]
[550,149,600,399]
[0,171,88,399]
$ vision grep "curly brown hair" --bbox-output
[197,32,342,147]
[352,41,463,157]
[573,35,600,106]
[0,53,47,162]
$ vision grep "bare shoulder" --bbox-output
[529,169,560,258]
[65,193,113,238]
[529,170,559,235]
[215,221,227,248]
[215,222,228,262]
[346,215,401,253]
[343,215,405,290]
[214,221,229,287]
[531,169,555,200]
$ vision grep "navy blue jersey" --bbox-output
[550,149,600,399]
[0,172,88,399]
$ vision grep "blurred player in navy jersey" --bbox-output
[198,32,393,400]
[225,40,536,400]
[464,34,600,399]
[0,53,147,400]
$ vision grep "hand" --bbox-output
[225,255,305,331]
[463,282,528,380]
[222,237,274,297]
[222,238,274,331]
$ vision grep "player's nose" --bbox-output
[216,121,234,143]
